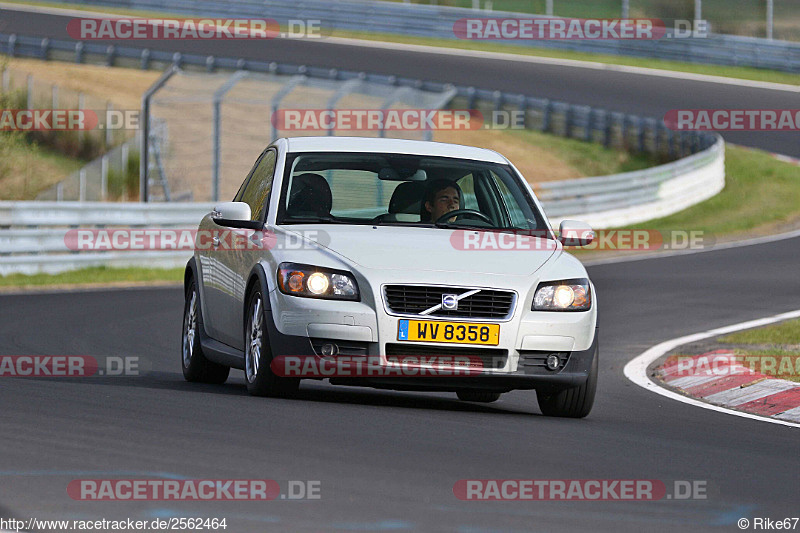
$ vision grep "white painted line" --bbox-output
[775,406,800,423]
[1,2,798,93]
[704,379,800,406]
[623,309,800,429]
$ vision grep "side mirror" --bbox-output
[558,220,594,247]
[212,202,263,230]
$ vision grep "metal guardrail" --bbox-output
[0,202,215,275]
[17,0,800,73]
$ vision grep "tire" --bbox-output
[244,286,300,397]
[182,279,230,384]
[536,346,598,418]
[456,390,502,403]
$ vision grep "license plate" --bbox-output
[397,319,500,346]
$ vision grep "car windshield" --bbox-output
[277,152,550,234]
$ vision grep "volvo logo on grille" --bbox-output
[442,294,459,311]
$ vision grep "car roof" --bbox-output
[283,136,508,164]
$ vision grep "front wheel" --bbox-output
[244,287,299,397]
[536,347,597,418]
[182,280,230,384]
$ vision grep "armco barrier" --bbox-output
[11,0,800,73]
[0,129,724,276]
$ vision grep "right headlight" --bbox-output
[532,278,591,311]
[277,263,360,301]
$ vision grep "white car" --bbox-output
[182,136,598,417]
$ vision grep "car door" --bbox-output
[212,148,277,349]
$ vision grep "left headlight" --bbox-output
[532,278,591,311]
[277,262,360,301]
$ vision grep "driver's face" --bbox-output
[426,187,460,222]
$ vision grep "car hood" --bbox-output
[284,225,559,276]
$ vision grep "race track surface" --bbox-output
[0,6,799,532]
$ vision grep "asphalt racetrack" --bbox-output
[0,6,799,532]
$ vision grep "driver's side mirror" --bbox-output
[212,202,263,230]
[558,220,594,247]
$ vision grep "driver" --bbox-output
[423,179,462,223]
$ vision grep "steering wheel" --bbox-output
[434,209,492,225]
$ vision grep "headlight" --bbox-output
[533,278,591,311]
[277,263,359,301]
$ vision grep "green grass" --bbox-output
[6,0,800,86]
[720,319,800,345]
[0,266,184,288]
[616,145,800,236]
[511,128,661,175]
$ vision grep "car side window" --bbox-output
[239,149,277,221]
[456,173,480,210]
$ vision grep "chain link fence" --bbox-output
[144,69,456,202]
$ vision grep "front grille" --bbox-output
[386,343,507,369]
[384,285,515,319]
[517,351,570,374]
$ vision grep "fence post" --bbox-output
[105,101,113,146]
[56,182,63,202]
[2,67,9,93]
[141,65,179,202]
[546,0,553,16]
[79,169,86,202]
[51,84,58,109]
[621,0,629,18]
[26,75,33,109]
[101,155,109,201]
[766,0,774,40]
[78,92,85,142]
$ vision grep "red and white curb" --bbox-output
[624,309,800,428]
[657,350,800,423]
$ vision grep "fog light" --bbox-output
[320,343,339,357]
[545,354,560,370]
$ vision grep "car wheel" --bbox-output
[456,391,501,403]
[244,286,300,397]
[182,279,230,384]
[536,347,598,418]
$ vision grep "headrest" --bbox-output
[287,173,332,217]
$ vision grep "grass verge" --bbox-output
[718,319,800,382]
[0,266,184,289]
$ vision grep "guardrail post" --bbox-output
[75,42,84,64]
[2,67,10,94]
[8,34,17,57]
[40,38,50,60]
[206,55,216,72]
[78,93,85,142]
[51,84,58,110]
[140,49,151,70]
[542,100,552,133]
[56,182,63,202]
[106,45,116,67]
[636,117,645,153]
[564,105,573,138]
